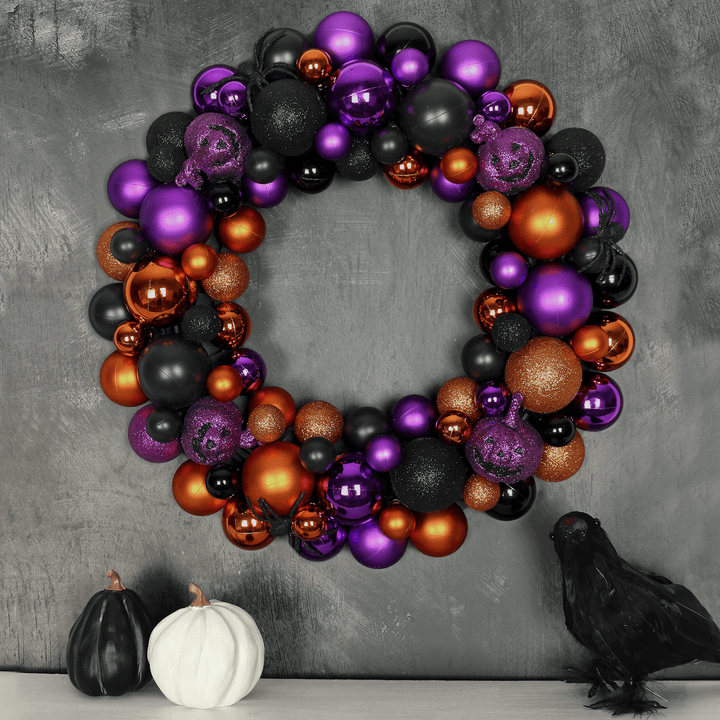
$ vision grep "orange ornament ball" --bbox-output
[410,503,468,558]
[206,365,243,402]
[181,243,218,281]
[436,410,473,445]
[587,311,636,372]
[218,207,266,254]
[297,48,333,87]
[99,351,147,406]
[248,386,297,427]
[503,79,557,136]
[507,185,584,260]
[436,376,480,422]
[571,325,611,363]
[291,503,328,541]
[247,404,286,443]
[201,252,249,302]
[472,191,512,230]
[96,221,137,281]
[379,502,416,541]
[383,149,431,189]
[221,496,274,550]
[241,441,316,516]
[214,302,251,349]
[535,433,585,483]
[440,147,478,184]
[473,288,517,333]
[463,474,501,512]
[172,460,227,516]
[113,320,149,357]
[294,400,344,443]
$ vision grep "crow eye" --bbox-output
[594,518,602,526]
[549,532,555,541]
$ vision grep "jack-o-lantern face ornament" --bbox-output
[471,115,545,194]
[465,393,543,483]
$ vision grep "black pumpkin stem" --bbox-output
[106,570,126,592]
[189,583,211,608]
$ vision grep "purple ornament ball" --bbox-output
[191,64,236,114]
[107,160,160,219]
[138,184,213,255]
[478,91,512,123]
[348,516,408,569]
[290,516,348,561]
[517,263,593,337]
[391,48,430,87]
[429,163,476,202]
[391,394,438,438]
[241,172,289,208]
[314,11,375,66]
[365,434,403,473]
[476,381,512,417]
[315,122,352,161]
[441,40,501,98]
[578,187,631,238]
[218,80,248,120]
[325,453,385,525]
[570,372,623,431]
[230,348,267,394]
[128,404,183,463]
[490,251,528,289]
[181,396,244,465]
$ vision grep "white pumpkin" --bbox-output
[147,583,264,708]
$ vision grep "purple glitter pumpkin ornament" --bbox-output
[470,114,544,194]
[180,396,244,465]
[465,393,543,483]
[175,113,252,190]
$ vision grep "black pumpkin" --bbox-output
[66,570,152,696]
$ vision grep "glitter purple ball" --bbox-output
[348,516,408,569]
[490,251,528,289]
[365,434,403,473]
[315,122,353,161]
[181,396,244,465]
[391,48,430,87]
[314,11,375,66]
[441,40,501,98]
[391,394,438,438]
[128,404,183,463]
[107,159,159,219]
[478,91,512,123]
[191,64,236,114]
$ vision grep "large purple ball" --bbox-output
[181,396,244,465]
[365,434,403,473]
[315,123,352,161]
[290,516,348,561]
[441,40,501,98]
[325,453,385,525]
[191,64,236,114]
[241,173,289,208]
[107,159,159,218]
[517,263,593,337]
[314,11,374,66]
[429,163,476,202]
[348,516,407,569]
[570,372,624,431]
[138,184,213,255]
[391,394,437,438]
[128,404,182,463]
[578,187,631,238]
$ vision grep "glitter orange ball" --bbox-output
[294,400,344,443]
[436,410,473,445]
[248,386,296,427]
[291,503,328,541]
[181,243,218,281]
[96,221,137,281]
[440,147,478,184]
[571,324,611,363]
[172,460,227,516]
[215,302,250,349]
[503,79,557,136]
[113,320,149,357]
[297,48,333,86]
[247,404,286,443]
[206,364,243,402]
[473,288,517,333]
[505,336,582,414]
[535,433,585,482]
[384,148,431,189]
[379,502,416,541]
[472,191,512,230]
[218,206,266,254]
[587,311,636,372]
[463,474,501,512]
[201,252,249,302]
[99,351,147,406]
[410,503,468,558]
[221,496,274,550]
[436,376,480,422]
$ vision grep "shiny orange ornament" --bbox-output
[508,185,584,260]
[463,474,501,512]
[472,191,512,230]
[172,460,227,516]
[123,255,197,326]
[113,320,149,357]
[96,221,137,281]
[436,410,473,445]
[291,503,328,541]
[297,48,333,87]
[241,441,316,516]
[440,147,478,184]
[218,206,266,254]
[99,351,147,406]
[505,336,582,414]
[294,400,344,443]
[587,311,636,372]
[473,288,517,333]
[214,302,250,349]
[181,243,218,281]
[379,502,416,541]
[571,324,611,363]
[248,386,296,427]
[410,503,468,558]
[535,433,585,483]
[383,148,431,189]
[247,404,287,443]
[221,496,274,550]
[436,376,480,422]
[201,252,249,302]
[503,79,557,136]
[206,364,243,402]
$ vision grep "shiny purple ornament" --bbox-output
[365,434,403,473]
[290,516,348,561]
[429,163,476,202]
[107,159,160,219]
[328,60,398,135]
[314,11,375,66]
[324,453,385,525]
[441,40,501,98]
[218,80,248,120]
[230,348,267,394]
[570,372,624,432]
[517,263,593,337]
[191,64,236,114]
[391,48,430,87]
[476,381,512,417]
[490,251,528,289]
[128,404,182,463]
[138,184,213,255]
[348,516,407,569]
[391,394,438,438]
[578,186,631,239]
[315,122,352,161]
[478,91,512,123]
[241,172,289,208]
[181,396,244,465]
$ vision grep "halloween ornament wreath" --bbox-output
[90,12,637,569]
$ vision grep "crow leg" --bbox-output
[563,661,620,697]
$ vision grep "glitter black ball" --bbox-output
[181,304,222,343]
[545,128,605,193]
[145,111,194,153]
[336,136,381,181]
[147,144,187,183]
[491,312,532,352]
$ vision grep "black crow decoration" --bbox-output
[552,511,720,715]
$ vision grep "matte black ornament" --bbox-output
[109,228,148,264]
[375,22,437,70]
[335,136,381,181]
[458,194,504,243]
[491,312,532,352]
[245,147,285,184]
[287,151,336,194]
[206,183,242,215]
[88,283,132,340]
[181,304,222,343]
[145,406,184,443]
[370,125,409,165]
[206,465,238,499]
[259,28,309,82]
[567,236,609,275]
[147,144,187,183]
[485,478,536,521]
[545,152,579,184]
[588,251,638,308]
[299,437,336,473]
[343,406,391,450]
[145,111,194,153]
[460,334,508,383]
[545,128,605,193]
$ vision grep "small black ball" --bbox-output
[370,125,409,165]
[206,465,238,499]
[146,407,184,443]
[343,406,391,450]
[491,312,532,352]
[541,414,577,447]
[146,111,194,153]
[336,136,380,181]
[567,236,609,274]
[147,144,187,183]
[109,227,148,264]
[485,478,537,521]
[460,334,508,383]
[246,147,285,184]
[299,437,336,473]
[87,283,132,340]
[287,151,336,194]
[545,152,579,184]
[181,304,222,343]
[545,128,605,193]
[206,183,242,215]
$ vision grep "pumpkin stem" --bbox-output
[189,583,211,608]
[106,570,126,592]
[505,393,524,428]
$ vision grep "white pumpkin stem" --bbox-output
[189,583,211,608]
[106,570,126,591]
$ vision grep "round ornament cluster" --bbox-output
[91,12,638,569]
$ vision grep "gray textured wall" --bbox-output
[2,0,720,680]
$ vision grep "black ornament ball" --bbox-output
[206,465,238,499]
[147,144,187,183]
[540,414,576,447]
[588,251,638,308]
[370,125,409,165]
[335,136,381,181]
[250,79,327,157]
[567,236,609,275]
[485,478,537,521]
[461,334,509,383]
[343,406,391,450]
[246,147,285,184]
[145,111,194,153]
[146,406,184,443]
[458,194,504,243]
[390,437,468,513]
[491,312,532,352]
[88,283,132,340]
[545,152,579,184]
[287,151,336,194]
[181,304,222,343]
[206,183,242,215]
[260,28,309,81]
[109,227,148,264]
[545,128,605,193]
[299,437,336,473]
[375,22,437,70]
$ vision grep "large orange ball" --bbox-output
[410,503,468,557]
[507,185,584,260]
[172,460,227,516]
[221,496,274,550]
[99,351,148,406]
[218,207,266,254]
[241,441,316,516]
[248,386,296,427]
[440,147,478,184]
